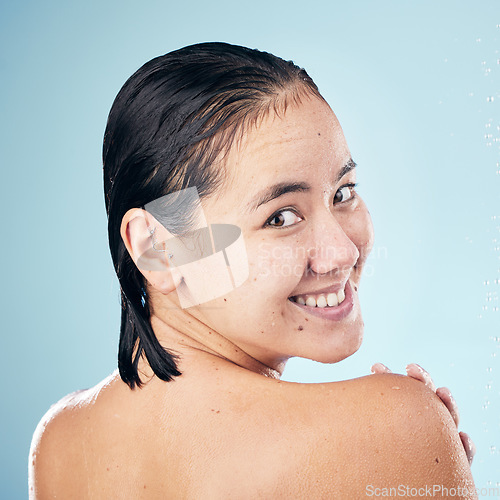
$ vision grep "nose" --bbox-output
[306,215,360,276]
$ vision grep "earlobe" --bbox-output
[157,267,184,294]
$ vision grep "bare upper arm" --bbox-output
[314,373,477,497]
[29,391,89,499]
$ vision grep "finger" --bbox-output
[459,431,476,466]
[436,387,460,427]
[405,363,437,392]
[371,363,392,374]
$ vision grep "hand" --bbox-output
[371,362,476,466]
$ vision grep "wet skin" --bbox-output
[141,94,374,377]
[29,96,476,498]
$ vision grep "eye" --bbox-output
[333,183,358,204]
[265,209,303,228]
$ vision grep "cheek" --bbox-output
[247,239,304,293]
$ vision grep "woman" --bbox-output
[29,42,476,498]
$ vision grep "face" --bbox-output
[183,95,374,370]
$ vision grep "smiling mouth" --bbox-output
[288,284,347,308]
[287,280,355,321]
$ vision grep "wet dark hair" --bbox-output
[103,41,324,388]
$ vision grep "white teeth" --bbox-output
[292,285,347,308]
[305,296,317,307]
[327,293,338,307]
[316,296,327,308]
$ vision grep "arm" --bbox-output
[29,391,88,499]
[326,374,477,498]
[372,362,476,464]
[29,404,64,499]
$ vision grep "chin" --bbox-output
[309,329,364,364]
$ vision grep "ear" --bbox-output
[120,208,183,295]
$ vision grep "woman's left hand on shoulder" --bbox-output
[370,362,476,466]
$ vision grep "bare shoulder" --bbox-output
[28,373,118,499]
[182,365,476,497]
[282,373,477,497]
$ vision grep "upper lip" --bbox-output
[289,280,349,298]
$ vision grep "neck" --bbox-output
[147,297,284,380]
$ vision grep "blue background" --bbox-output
[1,0,499,496]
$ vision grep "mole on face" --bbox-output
[298,325,304,331]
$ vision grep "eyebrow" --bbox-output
[246,158,357,213]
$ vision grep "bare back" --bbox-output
[30,355,476,499]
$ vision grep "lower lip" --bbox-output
[288,280,355,322]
